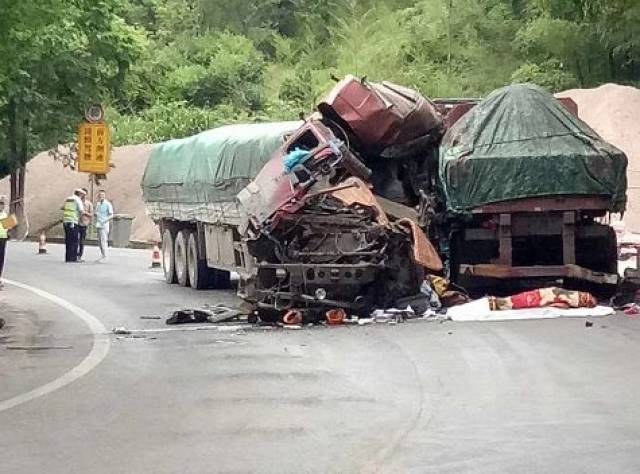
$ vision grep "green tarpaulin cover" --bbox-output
[439,84,628,213]
[142,121,301,205]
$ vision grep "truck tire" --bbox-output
[187,231,209,289]
[174,230,189,287]
[162,228,177,284]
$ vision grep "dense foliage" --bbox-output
[1,0,639,159]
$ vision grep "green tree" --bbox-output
[0,0,144,236]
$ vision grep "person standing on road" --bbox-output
[94,190,113,262]
[0,196,9,288]
[77,187,93,262]
[62,189,85,263]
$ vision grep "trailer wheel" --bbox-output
[162,228,177,284]
[187,232,209,289]
[174,230,189,287]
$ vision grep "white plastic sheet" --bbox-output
[447,298,614,322]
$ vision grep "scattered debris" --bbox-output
[326,308,346,325]
[166,306,244,325]
[283,309,303,325]
[371,307,414,323]
[623,304,640,316]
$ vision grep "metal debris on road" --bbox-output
[166,306,245,325]
[112,327,132,335]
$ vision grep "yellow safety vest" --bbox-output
[0,211,7,239]
[63,197,78,224]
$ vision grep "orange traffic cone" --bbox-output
[38,232,47,254]
[150,244,161,268]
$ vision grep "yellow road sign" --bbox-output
[77,122,111,174]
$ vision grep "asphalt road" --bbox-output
[1,241,640,473]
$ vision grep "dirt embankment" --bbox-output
[0,144,160,243]
[558,83,640,232]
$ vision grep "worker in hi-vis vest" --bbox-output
[62,189,86,262]
[0,195,8,288]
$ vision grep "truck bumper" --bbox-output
[459,264,618,285]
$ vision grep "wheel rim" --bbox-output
[175,233,186,282]
[162,230,174,282]
[188,235,197,287]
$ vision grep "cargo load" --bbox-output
[141,122,301,223]
[439,84,628,214]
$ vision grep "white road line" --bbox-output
[0,279,111,413]
[118,325,274,333]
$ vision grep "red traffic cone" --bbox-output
[150,244,161,268]
[38,232,47,254]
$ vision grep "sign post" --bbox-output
[77,105,111,175]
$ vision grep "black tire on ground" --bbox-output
[187,232,210,290]
[174,230,189,287]
[162,228,177,284]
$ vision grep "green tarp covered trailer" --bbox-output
[142,121,301,224]
[439,83,628,214]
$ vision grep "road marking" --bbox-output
[119,325,274,333]
[0,279,110,413]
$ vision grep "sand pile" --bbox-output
[557,83,640,232]
[0,144,160,243]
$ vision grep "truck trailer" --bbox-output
[141,121,302,290]
[434,84,627,295]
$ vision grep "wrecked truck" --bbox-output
[142,77,628,321]
[236,119,443,319]
[141,116,443,320]
[311,79,628,295]
[434,84,628,294]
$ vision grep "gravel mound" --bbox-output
[557,83,640,232]
[0,144,160,243]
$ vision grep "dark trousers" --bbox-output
[63,222,79,262]
[78,225,87,258]
[0,238,6,277]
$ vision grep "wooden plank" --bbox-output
[562,211,576,265]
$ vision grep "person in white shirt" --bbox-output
[62,189,85,262]
[94,190,114,262]
[77,187,93,262]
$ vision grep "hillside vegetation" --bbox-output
[1,0,639,163]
